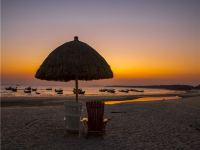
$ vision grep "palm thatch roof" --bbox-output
[35,36,113,82]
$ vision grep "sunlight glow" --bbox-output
[2,0,200,85]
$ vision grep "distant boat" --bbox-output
[24,89,31,93]
[99,88,115,93]
[36,92,40,94]
[46,88,52,90]
[79,91,85,94]
[106,89,115,93]
[119,89,129,93]
[57,91,63,94]
[99,89,108,92]
[73,88,85,94]
[25,86,31,91]
[5,86,17,92]
[32,88,37,91]
[5,86,12,90]
[55,89,63,92]
[11,87,17,92]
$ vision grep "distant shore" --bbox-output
[106,84,200,91]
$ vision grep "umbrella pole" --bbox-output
[75,79,78,102]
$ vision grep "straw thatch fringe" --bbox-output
[35,37,113,81]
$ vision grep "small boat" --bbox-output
[107,89,115,93]
[73,88,85,94]
[119,89,129,93]
[99,88,115,93]
[79,91,85,94]
[25,86,31,91]
[57,91,63,94]
[55,89,63,92]
[32,88,37,91]
[11,87,17,92]
[5,86,17,92]
[46,88,52,90]
[36,92,40,94]
[5,86,12,90]
[99,89,108,92]
[24,89,31,93]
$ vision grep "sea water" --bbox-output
[1,85,185,97]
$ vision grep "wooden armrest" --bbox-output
[81,117,110,123]
[103,118,111,123]
[80,117,88,122]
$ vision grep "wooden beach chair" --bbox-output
[81,101,110,137]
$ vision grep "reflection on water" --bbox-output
[105,96,181,105]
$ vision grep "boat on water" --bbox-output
[25,86,31,91]
[106,89,116,93]
[99,88,115,93]
[55,88,63,94]
[46,88,52,90]
[119,89,129,93]
[55,89,63,92]
[24,89,31,93]
[99,89,108,92]
[32,88,37,91]
[73,88,85,94]
[5,86,17,92]
[57,91,63,94]
[11,87,17,92]
[5,86,12,90]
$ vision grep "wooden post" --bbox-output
[75,79,78,102]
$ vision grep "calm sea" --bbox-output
[1,85,185,97]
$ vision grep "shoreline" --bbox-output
[1,91,200,107]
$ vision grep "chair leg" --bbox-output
[85,132,89,138]
[64,130,68,137]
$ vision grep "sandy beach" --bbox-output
[1,95,200,150]
[2,90,199,107]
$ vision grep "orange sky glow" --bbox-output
[1,0,200,85]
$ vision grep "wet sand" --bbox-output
[1,95,200,150]
[2,90,199,107]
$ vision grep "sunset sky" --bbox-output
[1,0,200,86]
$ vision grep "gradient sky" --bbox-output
[1,0,200,86]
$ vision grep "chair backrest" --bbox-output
[86,101,104,132]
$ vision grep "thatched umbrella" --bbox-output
[35,36,113,101]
